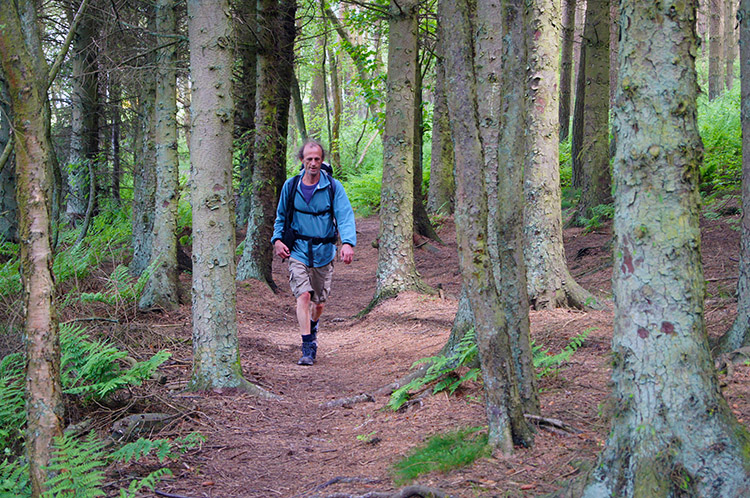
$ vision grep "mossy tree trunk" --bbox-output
[234,0,257,228]
[0,2,63,495]
[66,5,98,219]
[139,0,180,311]
[426,38,454,215]
[581,3,750,495]
[373,0,431,303]
[236,0,296,290]
[717,0,750,353]
[572,0,612,225]
[440,0,535,453]
[524,0,597,310]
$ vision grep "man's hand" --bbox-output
[340,243,354,264]
[274,240,290,260]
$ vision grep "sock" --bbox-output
[310,319,319,335]
[302,333,316,343]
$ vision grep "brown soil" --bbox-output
[101,206,749,498]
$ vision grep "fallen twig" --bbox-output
[306,484,452,498]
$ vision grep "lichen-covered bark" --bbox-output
[236,0,296,289]
[426,42,454,215]
[187,0,248,391]
[573,0,612,224]
[718,0,750,352]
[140,0,180,311]
[374,0,429,300]
[0,72,18,242]
[0,2,63,495]
[559,0,576,141]
[440,0,534,453]
[130,66,157,277]
[524,0,596,310]
[582,3,750,496]
[708,0,722,99]
[66,6,98,218]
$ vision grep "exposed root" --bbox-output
[524,414,583,435]
[715,346,750,381]
[305,484,451,498]
[321,393,375,409]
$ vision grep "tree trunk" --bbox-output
[187,0,257,393]
[373,0,430,303]
[234,0,257,228]
[572,0,612,225]
[426,39,454,215]
[0,71,18,242]
[290,70,307,142]
[236,0,296,289]
[559,0,576,142]
[440,0,535,453]
[329,46,342,168]
[717,0,750,353]
[130,65,157,277]
[309,33,327,140]
[524,0,598,310]
[725,0,736,91]
[581,3,750,495]
[709,0,723,99]
[571,39,586,190]
[0,2,63,495]
[110,75,121,205]
[139,0,180,311]
[66,5,98,219]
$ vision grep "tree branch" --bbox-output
[47,0,91,90]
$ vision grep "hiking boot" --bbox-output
[298,335,317,366]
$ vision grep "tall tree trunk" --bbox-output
[309,34,327,139]
[572,0,612,225]
[440,0,535,453]
[328,46,342,168]
[0,70,18,242]
[524,0,598,309]
[426,39,454,215]
[412,53,441,243]
[236,0,296,288]
[130,65,157,277]
[571,39,586,190]
[373,0,431,303]
[139,0,180,311]
[709,0,723,99]
[187,0,269,396]
[110,75,121,205]
[559,0,576,141]
[725,0,736,90]
[581,2,750,495]
[0,2,63,495]
[290,70,307,142]
[717,0,750,353]
[235,0,257,228]
[66,5,98,219]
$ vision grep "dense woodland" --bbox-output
[0,0,749,496]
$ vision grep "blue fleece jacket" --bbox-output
[271,172,356,267]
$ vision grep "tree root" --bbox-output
[524,414,582,435]
[306,484,451,498]
[321,393,375,409]
[715,346,750,381]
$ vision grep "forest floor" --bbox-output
[76,196,750,497]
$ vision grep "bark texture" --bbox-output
[140,0,180,311]
[524,0,597,310]
[573,0,612,225]
[374,0,429,301]
[718,0,750,352]
[0,72,18,242]
[187,0,251,392]
[0,2,63,495]
[440,0,534,453]
[724,0,736,90]
[582,3,750,496]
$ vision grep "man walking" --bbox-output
[272,139,356,365]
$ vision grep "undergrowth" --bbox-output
[392,426,489,484]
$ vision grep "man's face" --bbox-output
[302,145,323,177]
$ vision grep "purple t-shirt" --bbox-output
[300,180,318,204]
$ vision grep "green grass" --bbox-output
[392,426,489,484]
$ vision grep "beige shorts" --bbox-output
[288,258,334,303]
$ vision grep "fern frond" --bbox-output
[43,431,107,498]
[0,457,30,498]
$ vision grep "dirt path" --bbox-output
[121,212,750,498]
